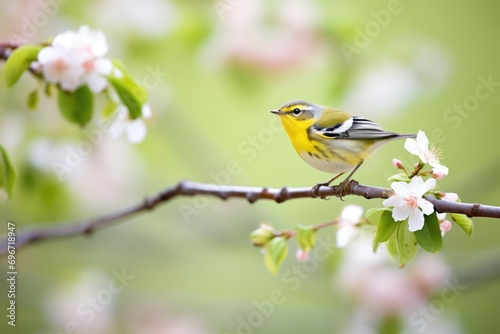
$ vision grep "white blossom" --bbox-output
[383,176,436,232]
[404,130,449,175]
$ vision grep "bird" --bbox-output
[270,100,416,197]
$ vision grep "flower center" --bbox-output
[424,146,443,165]
[53,58,68,73]
[405,195,419,209]
[83,59,95,73]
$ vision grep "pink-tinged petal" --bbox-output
[37,47,58,63]
[52,30,78,49]
[391,181,412,197]
[94,58,113,75]
[109,107,128,139]
[417,198,434,215]
[437,213,447,221]
[336,225,357,248]
[296,249,309,262]
[404,138,421,156]
[59,69,83,92]
[409,176,426,197]
[126,119,147,143]
[432,171,445,180]
[392,203,411,222]
[416,130,429,151]
[383,195,402,208]
[430,163,449,176]
[408,210,425,232]
[442,193,458,202]
[85,74,108,93]
[141,104,152,118]
[392,158,403,169]
[423,178,436,193]
[440,220,452,233]
[77,26,108,57]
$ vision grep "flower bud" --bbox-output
[296,249,309,262]
[392,158,404,169]
[440,220,452,236]
[442,192,459,202]
[250,223,275,246]
[432,171,445,180]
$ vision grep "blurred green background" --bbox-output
[1,0,500,333]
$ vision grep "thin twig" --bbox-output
[1,180,500,256]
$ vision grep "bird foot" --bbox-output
[311,182,331,199]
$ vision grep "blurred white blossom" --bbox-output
[341,43,452,117]
[37,26,112,92]
[336,205,363,248]
[110,105,151,144]
[43,270,115,334]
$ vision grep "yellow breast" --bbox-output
[279,114,316,154]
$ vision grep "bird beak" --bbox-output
[270,110,283,115]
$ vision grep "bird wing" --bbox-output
[313,116,401,140]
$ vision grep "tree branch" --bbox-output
[2,180,500,256]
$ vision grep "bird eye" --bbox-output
[292,108,302,116]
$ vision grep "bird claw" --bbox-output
[311,180,351,200]
[311,182,329,199]
[336,180,351,200]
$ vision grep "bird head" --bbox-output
[270,100,322,121]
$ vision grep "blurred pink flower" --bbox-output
[202,0,327,73]
[336,236,452,330]
[296,249,309,262]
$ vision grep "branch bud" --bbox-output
[250,222,275,246]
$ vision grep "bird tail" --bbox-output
[391,133,416,140]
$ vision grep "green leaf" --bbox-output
[1,44,43,88]
[414,212,442,253]
[387,231,399,259]
[102,100,119,118]
[365,207,391,224]
[396,221,418,267]
[373,210,398,252]
[57,85,93,127]
[388,173,410,182]
[44,83,54,97]
[295,225,316,251]
[264,237,288,275]
[107,60,148,120]
[378,314,403,334]
[0,145,17,200]
[27,90,39,110]
[450,213,474,236]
